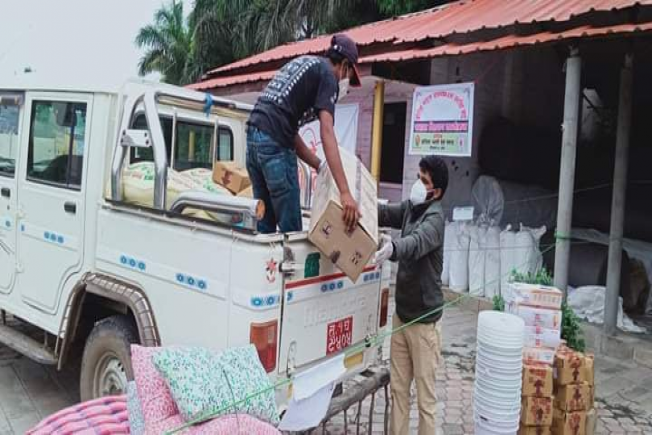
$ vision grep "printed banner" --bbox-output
[408,83,474,156]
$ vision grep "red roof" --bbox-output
[206,0,652,76]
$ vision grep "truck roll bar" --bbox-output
[170,191,264,231]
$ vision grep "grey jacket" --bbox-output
[378,200,445,324]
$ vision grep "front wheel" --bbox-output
[80,315,139,401]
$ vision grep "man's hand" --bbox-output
[340,191,361,231]
[373,234,394,265]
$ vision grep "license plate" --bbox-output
[326,316,353,355]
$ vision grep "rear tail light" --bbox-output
[379,288,389,328]
[250,320,278,372]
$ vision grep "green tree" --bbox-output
[135,0,195,85]
[376,0,449,16]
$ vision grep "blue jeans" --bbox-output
[246,127,302,233]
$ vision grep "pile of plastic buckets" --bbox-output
[474,311,525,435]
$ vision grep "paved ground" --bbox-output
[0,306,651,434]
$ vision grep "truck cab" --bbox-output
[0,80,390,406]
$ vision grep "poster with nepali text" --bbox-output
[408,83,474,156]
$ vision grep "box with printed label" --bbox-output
[554,351,586,386]
[584,354,594,386]
[522,364,553,397]
[524,325,562,349]
[212,161,251,194]
[524,347,556,366]
[521,396,553,426]
[505,282,563,309]
[518,425,551,435]
[586,408,597,435]
[555,383,591,412]
[507,305,562,331]
[553,408,586,435]
[309,149,378,282]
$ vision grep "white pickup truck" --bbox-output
[0,80,390,405]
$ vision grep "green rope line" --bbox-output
[166,236,566,434]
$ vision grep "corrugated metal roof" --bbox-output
[191,22,652,90]
[206,0,652,76]
[362,22,652,63]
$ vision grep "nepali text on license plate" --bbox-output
[326,316,353,355]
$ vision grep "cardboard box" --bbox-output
[553,408,586,435]
[308,149,378,282]
[555,383,591,412]
[524,346,556,366]
[523,364,553,397]
[237,185,254,198]
[508,305,562,331]
[212,161,251,194]
[518,425,551,435]
[521,396,553,426]
[505,282,563,310]
[584,354,595,386]
[554,351,586,386]
[586,408,597,435]
[524,325,562,349]
[588,385,594,408]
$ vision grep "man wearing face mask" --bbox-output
[246,34,362,234]
[374,156,448,435]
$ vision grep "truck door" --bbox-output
[0,93,23,293]
[16,94,92,312]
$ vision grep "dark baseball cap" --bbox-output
[330,34,361,87]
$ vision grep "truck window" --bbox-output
[217,126,233,161]
[0,99,20,177]
[130,114,173,164]
[27,101,87,189]
[174,122,213,171]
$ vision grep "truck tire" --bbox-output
[80,315,139,401]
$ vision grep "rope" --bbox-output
[166,236,570,434]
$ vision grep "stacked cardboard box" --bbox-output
[505,283,563,365]
[520,364,554,434]
[212,161,251,194]
[551,347,595,435]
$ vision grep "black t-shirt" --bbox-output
[248,56,339,147]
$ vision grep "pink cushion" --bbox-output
[146,413,281,435]
[131,345,178,425]
[27,395,130,435]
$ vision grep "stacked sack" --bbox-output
[552,347,596,435]
[505,282,563,366]
[519,363,554,434]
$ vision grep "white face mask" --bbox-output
[337,78,350,103]
[410,179,429,205]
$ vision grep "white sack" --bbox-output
[515,224,546,276]
[484,226,501,299]
[449,222,470,292]
[468,225,486,297]
[568,286,646,333]
[442,221,455,286]
[500,225,518,295]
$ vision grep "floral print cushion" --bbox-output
[131,345,179,426]
[153,345,279,425]
[145,413,281,435]
[126,381,145,435]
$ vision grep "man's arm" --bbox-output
[294,134,321,171]
[319,110,360,229]
[378,201,408,230]
[392,213,444,262]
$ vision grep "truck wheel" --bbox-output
[80,315,139,401]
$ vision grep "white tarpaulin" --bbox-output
[568,286,646,333]
[298,103,359,193]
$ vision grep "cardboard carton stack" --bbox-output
[212,161,251,195]
[520,364,554,435]
[505,282,563,365]
[551,347,595,435]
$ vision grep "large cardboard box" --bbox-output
[518,425,551,435]
[508,305,562,331]
[584,354,595,386]
[237,185,254,198]
[553,408,586,435]
[505,283,563,310]
[586,408,597,435]
[309,150,378,282]
[554,351,586,386]
[524,346,556,366]
[555,383,591,412]
[523,364,553,397]
[521,397,553,426]
[212,161,251,194]
[524,325,562,349]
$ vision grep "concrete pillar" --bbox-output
[553,48,582,295]
[605,54,634,336]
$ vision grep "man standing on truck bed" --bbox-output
[246,34,362,233]
[373,156,449,435]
